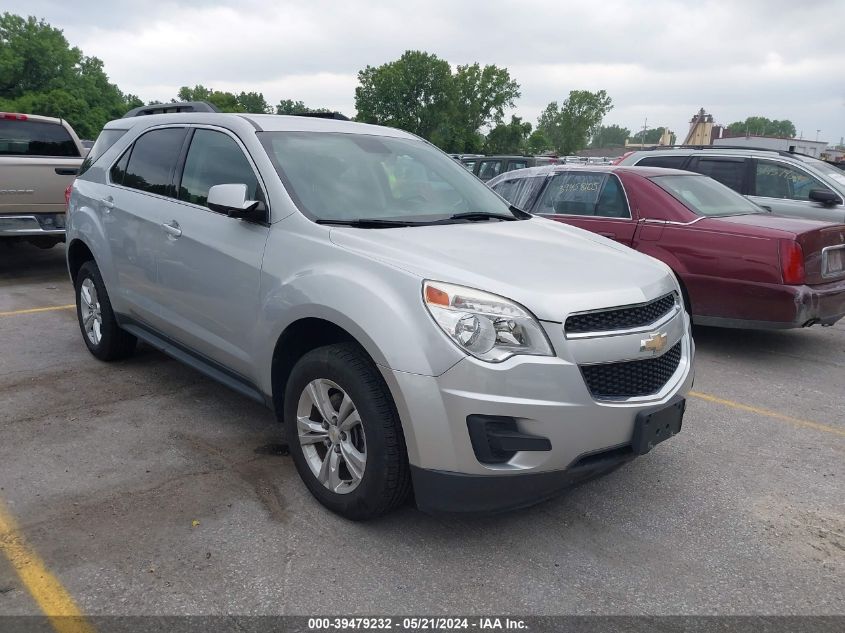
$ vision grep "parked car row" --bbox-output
[67,109,695,519]
[488,164,845,329]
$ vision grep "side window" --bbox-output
[693,157,746,193]
[461,160,476,172]
[508,160,528,172]
[110,148,130,185]
[536,172,606,215]
[491,178,517,202]
[636,155,688,169]
[754,160,830,201]
[178,129,260,208]
[478,160,503,180]
[122,128,187,197]
[595,175,630,218]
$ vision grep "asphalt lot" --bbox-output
[0,241,842,616]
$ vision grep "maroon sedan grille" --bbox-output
[565,293,676,334]
[581,341,682,399]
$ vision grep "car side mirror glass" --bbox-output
[808,188,841,206]
[207,183,267,223]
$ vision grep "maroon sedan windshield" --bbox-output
[652,174,763,217]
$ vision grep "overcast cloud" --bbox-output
[7,0,845,143]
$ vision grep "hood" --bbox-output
[329,217,676,322]
[703,213,838,237]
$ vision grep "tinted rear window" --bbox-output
[78,129,128,175]
[0,119,80,157]
[122,128,187,197]
[636,155,688,169]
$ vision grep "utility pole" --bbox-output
[641,117,647,146]
[816,129,821,142]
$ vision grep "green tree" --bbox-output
[630,126,675,145]
[355,50,454,143]
[236,91,271,114]
[450,63,520,152]
[726,116,796,138]
[537,90,613,154]
[176,85,241,112]
[527,130,551,154]
[354,50,520,152]
[0,13,138,138]
[591,124,630,148]
[485,115,532,154]
[276,99,332,115]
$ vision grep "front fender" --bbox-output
[254,229,465,396]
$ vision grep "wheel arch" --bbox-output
[67,238,96,285]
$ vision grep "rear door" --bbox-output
[687,156,750,194]
[154,127,270,378]
[532,171,636,245]
[105,126,188,328]
[749,158,845,222]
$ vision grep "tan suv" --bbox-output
[0,112,85,248]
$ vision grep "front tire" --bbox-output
[75,260,137,361]
[284,343,411,520]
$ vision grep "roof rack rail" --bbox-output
[291,112,350,121]
[634,144,816,159]
[122,101,221,118]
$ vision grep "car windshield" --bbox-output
[651,174,764,217]
[258,131,516,224]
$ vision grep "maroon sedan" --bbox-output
[488,165,845,329]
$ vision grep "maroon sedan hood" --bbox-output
[700,213,835,237]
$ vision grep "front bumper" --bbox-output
[381,313,695,513]
[0,214,66,237]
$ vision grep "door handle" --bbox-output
[55,167,79,176]
[100,196,114,212]
[598,232,615,239]
[161,221,182,238]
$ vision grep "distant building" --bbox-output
[683,108,721,145]
[712,135,828,157]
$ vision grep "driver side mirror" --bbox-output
[207,184,267,223]
[808,188,842,206]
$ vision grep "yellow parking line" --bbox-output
[690,390,845,438]
[0,304,75,317]
[0,498,94,633]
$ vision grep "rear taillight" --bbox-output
[611,151,634,165]
[64,183,73,211]
[779,240,805,284]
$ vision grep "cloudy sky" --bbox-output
[8,0,845,144]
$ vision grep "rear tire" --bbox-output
[75,260,137,361]
[284,343,411,520]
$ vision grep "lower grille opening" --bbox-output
[580,341,682,399]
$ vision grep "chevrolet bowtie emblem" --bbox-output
[640,332,668,354]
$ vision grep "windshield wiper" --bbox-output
[315,218,421,228]
[446,211,519,222]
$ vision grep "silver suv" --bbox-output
[67,113,694,519]
[617,147,845,223]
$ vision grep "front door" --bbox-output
[154,127,270,379]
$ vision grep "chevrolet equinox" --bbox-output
[66,112,694,519]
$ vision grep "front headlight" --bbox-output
[422,281,554,362]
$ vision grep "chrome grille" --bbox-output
[581,341,682,399]
[565,293,676,334]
